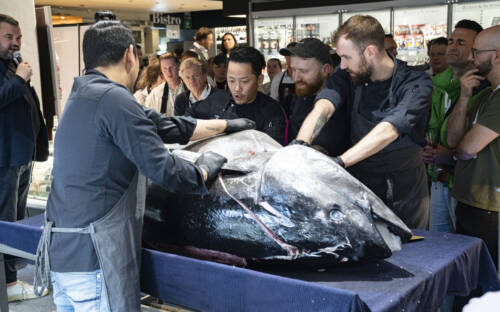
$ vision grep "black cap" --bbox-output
[279,38,331,65]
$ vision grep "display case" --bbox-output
[295,14,339,45]
[215,26,247,48]
[253,17,294,60]
[453,0,500,28]
[343,9,391,34]
[394,5,447,65]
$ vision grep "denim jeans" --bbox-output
[429,181,457,233]
[51,270,110,312]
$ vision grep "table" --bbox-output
[1,214,499,312]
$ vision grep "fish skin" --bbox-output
[144,130,412,266]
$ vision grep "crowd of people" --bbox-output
[1,9,500,311]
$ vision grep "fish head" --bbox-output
[256,145,406,264]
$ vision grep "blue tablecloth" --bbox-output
[1,214,499,312]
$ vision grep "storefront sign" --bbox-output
[150,13,183,25]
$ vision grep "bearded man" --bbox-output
[291,16,433,230]
[281,38,349,156]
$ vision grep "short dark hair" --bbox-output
[267,58,282,69]
[83,21,136,70]
[213,53,227,66]
[455,19,483,34]
[334,15,385,53]
[194,27,213,41]
[228,47,265,78]
[0,14,19,27]
[427,37,448,53]
[384,34,394,39]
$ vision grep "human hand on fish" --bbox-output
[195,151,227,181]
[225,118,256,134]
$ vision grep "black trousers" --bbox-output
[0,163,32,284]
[455,201,498,267]
[350,163,430,230]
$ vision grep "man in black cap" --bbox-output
[282,38,349,156]
[292,15,432,230]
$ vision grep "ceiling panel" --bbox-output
[34,0,222,12]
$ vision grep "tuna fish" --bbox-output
[143,130,412,267]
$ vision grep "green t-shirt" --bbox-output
[452,87,500,212]
[427,69,484,188]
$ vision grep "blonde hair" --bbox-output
[179,57,206,78]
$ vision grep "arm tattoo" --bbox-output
[311,112,328,141]
[205,126,221,132]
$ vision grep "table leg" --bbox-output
[0,253,8,312]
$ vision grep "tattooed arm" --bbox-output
[339,122,398,168]
[296,99,336,144]
[190,119,228,141]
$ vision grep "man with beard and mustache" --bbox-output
[292,15,433,230]
[0,13,49,301]
[425,20,485,235]
[280,38,349,156]
[447,25,500,268]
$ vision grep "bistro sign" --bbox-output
[150,13,183,25]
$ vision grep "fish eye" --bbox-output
[329,208,344,221]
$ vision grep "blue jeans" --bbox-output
[51,270,110,312]
[429,181,457,233]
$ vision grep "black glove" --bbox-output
[289,139,310,146]
[195,151,228,181]
[331,156,345,168]
[225,118,256,134]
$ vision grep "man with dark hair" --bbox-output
[425,19,485,234]
[427,37,449,76]
[283,38,349,156]
[447,23,500,272]
[0,13,49,302]
[180,49,199,62]
[38,20,253,311]
[271,41,297,116]
[145,52,185,116]
[190,27,213,64]
[293,15,433,229]
[384,34,398,57]
[260,58,282,95]
[175,57,217,115]
[186,46,286,144]
[212,53,228,90]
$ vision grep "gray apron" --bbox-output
[35,171,147,311]
[347,86,429,229]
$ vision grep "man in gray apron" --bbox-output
[34,21,255,312]
[293,15,432,229]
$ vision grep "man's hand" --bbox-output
[15,61,32,82]
[423,144,454,165]
[460,69,485,99]
[195,151,227,182]
[225,118,256,134]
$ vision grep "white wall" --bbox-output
[1,0,42,102]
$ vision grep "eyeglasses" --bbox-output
[471,48,497,58]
